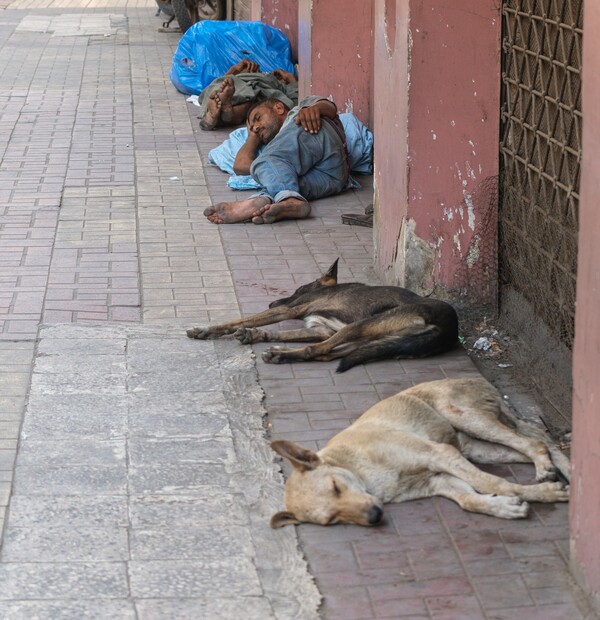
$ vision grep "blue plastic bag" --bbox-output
[170,20,295,96]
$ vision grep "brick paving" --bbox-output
[0,1,593,618]
[195,116,591,616]
[193,89,591,620]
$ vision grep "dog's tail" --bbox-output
[500,403,571,482]
[336,326,456,374]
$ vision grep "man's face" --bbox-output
[248,104,286,144]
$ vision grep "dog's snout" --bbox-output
[368,505,383,525]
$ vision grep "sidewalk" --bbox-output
[0,5,319,618]
[0,3,592,619]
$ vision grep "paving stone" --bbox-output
[129,559,262,598]
[0,372,31,395]
[128,436,235,466]
[129,492,248,528]
[13,465,127,496]
[135,597,275,620]
[486,604,585,620]
[0,600,136,620]
[471,573,534,609]
[130,524,255,561]
[0,562,129,600]
[318,586,375,620]
[0,483,9,506]
[6,495,128,529]
[128,462,232,494]
[127,351,223,393]
[0,449,16,470]
[36,337,126,356]
[2,526,129,562]
[16,439,126,468]
[22,393,128,440]
[32,365,127,395]
[424,594,486,620]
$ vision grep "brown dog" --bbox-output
[269,378,570,527]
[187,259,458,372]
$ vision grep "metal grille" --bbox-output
[500,0,583,349]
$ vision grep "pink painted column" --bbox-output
[373,0,501,304]
[297,0,373,125]
[570,0,600,613]
[252,0,299,63]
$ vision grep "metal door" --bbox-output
[500,0,583,350]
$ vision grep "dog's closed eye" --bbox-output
[332,481,342,496]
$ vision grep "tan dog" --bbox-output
[270,378,570,527]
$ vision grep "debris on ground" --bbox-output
[465,319,506,358]
[473,336,494,350]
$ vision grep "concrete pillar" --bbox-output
[570,0,600,614]
[297,0,373,125]
[373,0,501,304]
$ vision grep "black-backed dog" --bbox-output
[187,259,459,372]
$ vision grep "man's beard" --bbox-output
[260,119,282,144]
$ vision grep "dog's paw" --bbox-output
[490,495,530,519]
[535,463,558,483]
[186,327,212,340]
[186,327,228,340]
[262,347,283,364]
[543,481,570,502]
[234,328,265,344]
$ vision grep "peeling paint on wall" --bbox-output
[464,192,475,230]
[393,218,436,295]
[466,235,480,268]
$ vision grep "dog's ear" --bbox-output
[270,440,321,471]
[270,511,301,528]
[318,258,339,286]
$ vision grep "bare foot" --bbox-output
[215,77,235,123]
[199,91,221,130]
[204,196,271,224]
[251,197,311,224]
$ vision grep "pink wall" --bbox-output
[570,0,600,612]
[297,0,373,125]
[373,0,501,303]
[253,0,299,63]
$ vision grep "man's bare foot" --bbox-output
[215,77,235,123]
[204,196,271,224]
[199,91,221,130]
[252,198,311,224]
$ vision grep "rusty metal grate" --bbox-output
[500,0,583,350]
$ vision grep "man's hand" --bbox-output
[296,100,337,134]
[272,69,297,84]
[233,125,261,175]
[245,120,262,143]
[227,59,260,75]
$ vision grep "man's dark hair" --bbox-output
[246,97,289,121]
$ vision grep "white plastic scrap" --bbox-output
[473,336,493,350]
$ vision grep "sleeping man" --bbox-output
[203,96,351,225]
[197,59,298,131]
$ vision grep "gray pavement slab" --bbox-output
[2,323,320,618]
[0,600,137,620]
